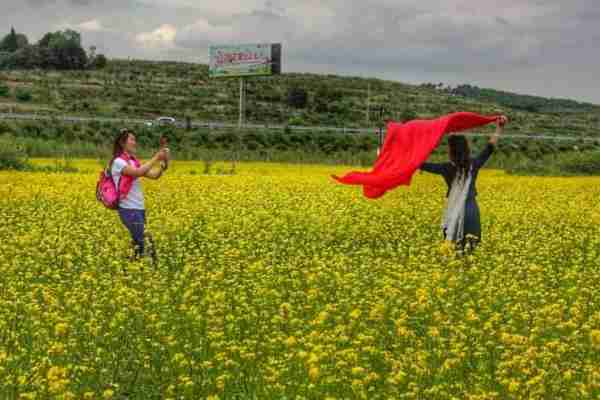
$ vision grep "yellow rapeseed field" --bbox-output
[1,160,600,399]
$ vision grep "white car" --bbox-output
[156,117,176,125]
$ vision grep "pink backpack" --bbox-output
[96,163,120,210]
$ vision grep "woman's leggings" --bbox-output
[118,208,145,256]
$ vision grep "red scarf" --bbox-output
[116,152,141,200]
[333,112,500,199]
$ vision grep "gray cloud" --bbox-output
[1,0,599,103]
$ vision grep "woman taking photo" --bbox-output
[420,116,508,252]
[110,129,169,262]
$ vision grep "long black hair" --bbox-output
[448,135,471,179]
[110,128,131,168]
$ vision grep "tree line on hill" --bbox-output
[419,82,597,114]
[0,27,107,70]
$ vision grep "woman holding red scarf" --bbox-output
[420,116,508,252]
[110,129,169,261]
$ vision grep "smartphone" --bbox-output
[160,136,169,170]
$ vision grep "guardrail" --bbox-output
[0,112,598,142]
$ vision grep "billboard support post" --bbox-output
[234,76,245,172]
[239,77,244,128]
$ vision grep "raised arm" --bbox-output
[473,116,507,169]
[122,149,167,178]
[488,116,507,146]
[144,148,169,180]
[145,162,167,180]
[420,162,451,176]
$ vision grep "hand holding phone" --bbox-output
[159,136,170,170]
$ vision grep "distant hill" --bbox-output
[445,84,598,114]
[0,59,599,138]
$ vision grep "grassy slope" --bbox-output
[0,59,599,138]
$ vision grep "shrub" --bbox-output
[15,87,32,102]
[287,116,304,126]
[561,152,600,175]
[507,151,600,176]
[0,136,30,170]
[93,54,107,69]
[0,82,9,97]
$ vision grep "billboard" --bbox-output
[209,43,281,78]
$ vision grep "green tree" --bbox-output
[1,28,19,53]
[15,87,32,102]
[0,82,9,97]
[15,33,28,49]
[44,30,87,70]
[400,108,417,122]
[39,30,81,48]
[94,54,107,69]
[3,44,50,70]
[38,32,55,48]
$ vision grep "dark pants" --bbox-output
[118,208,145,257]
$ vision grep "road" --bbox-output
[0,112,598,142]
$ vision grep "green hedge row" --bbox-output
[1,120,380,154]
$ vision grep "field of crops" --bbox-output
[1,160,600,399]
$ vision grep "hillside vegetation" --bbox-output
[0,59,599,135]
[1,60,600,174]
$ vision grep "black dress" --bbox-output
[420,143,495,246]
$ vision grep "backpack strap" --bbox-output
[108,156,122,205]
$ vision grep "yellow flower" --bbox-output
[216,375,226,391]
[2,160,600,399]
[314,311,329,325]
[55,322,69,337]
[428,327,440,338]
[307,352,319,365]
[563,370,574,381]
[466,308,479,322]
[387,369,407,385]
[49,342,65,356]
[47,366,69,394]
[279,302,291,318]
[308,366,320,382]
[590,330,600,349]
[439,240,454,256]
[62,391,76,400]
[508,380,520,393]
[179,375,193,387]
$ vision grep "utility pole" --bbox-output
[238,77,245,128]
[377,105,385,156]
[366,83,371,126]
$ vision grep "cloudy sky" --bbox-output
[4,0,600,103]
